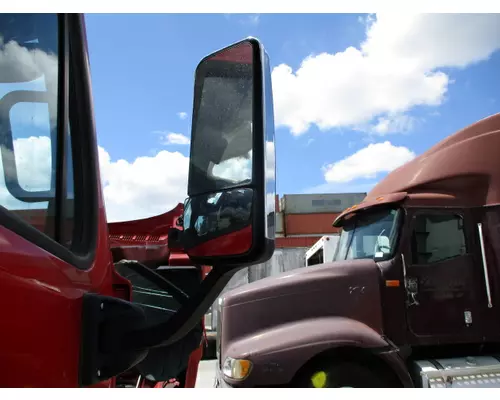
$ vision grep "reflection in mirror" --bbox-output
[374,235,391,258]
[10,102,53,192]
[0,90,56,203]
[0,13,59,201]
[0,13,59,84]
[189,40,254,196]
[183,188,253,255]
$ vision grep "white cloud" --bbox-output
[303,181,377,196]
[177,112,188,120]
[0,136,53,211]
[0,36,58,129]
[212,152,251,183]
[323,141,416,184]
[212,140,275,183]
[0,136,190,222]
[98,147,190,222]
[246,14,260,26]
[357,113,417,136]
[0,135,269,223]
[370,114,415,135]
[0,37,57,93]
[224,13,260,26]
[272,13,500,136]
[4,136,52,192]
[159,132,191,145]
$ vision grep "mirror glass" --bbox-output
[0,13,59,204]
[188,40,254,196]
[183,188,253,255]
[374,235,391,259]
[0,13,57,84]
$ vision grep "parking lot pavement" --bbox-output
[195,360,217,388]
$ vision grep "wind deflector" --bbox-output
[333,192,407,228]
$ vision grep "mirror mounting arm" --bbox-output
[102,265,240,353]
[114,259,189,305]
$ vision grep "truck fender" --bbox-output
[224,316,403,387]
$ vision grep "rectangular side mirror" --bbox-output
[183,38,276,268]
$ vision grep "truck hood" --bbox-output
[220,259,384,350]
[107,203,188,266]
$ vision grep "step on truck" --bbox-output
[215,113,500,388]
[0,13,276,387]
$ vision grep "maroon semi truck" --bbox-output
[215,112,500,388]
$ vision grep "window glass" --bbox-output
[411,213,467,264]
[334,208,401,262]
[0,13,74,245]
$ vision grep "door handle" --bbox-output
[406,277,419,306]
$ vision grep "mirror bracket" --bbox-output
[98,265,241,353]
[114,259,190,305]
[78,293,148,387]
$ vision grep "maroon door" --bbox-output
[403,209,489,343]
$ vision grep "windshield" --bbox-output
[334,208,401,262]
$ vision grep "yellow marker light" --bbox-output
[311,371,328,388]
[376,196,384,201]
[222,357,253,380]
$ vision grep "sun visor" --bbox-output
[333,192,407,227]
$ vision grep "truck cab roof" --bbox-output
[334,112,500,227]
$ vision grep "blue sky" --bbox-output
[82,13,500,221]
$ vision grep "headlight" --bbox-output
[222,357,253,381]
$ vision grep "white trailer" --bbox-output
[305,235,340,266]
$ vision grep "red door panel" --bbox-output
[0,219,113,387]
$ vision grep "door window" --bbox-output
[0,14,75,245]
[411,213,467,265]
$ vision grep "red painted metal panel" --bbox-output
[276,236,321,248]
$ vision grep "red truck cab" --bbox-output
[0,13,276,387]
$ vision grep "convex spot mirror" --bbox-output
[374,235,391,260]
[183,38,276,268]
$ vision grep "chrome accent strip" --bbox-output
[477,223,493,308]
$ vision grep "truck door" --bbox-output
[0,14,119,387]
[404,209,488,341]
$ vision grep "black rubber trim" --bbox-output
[54,13,69,244]
[115,259,190,305]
